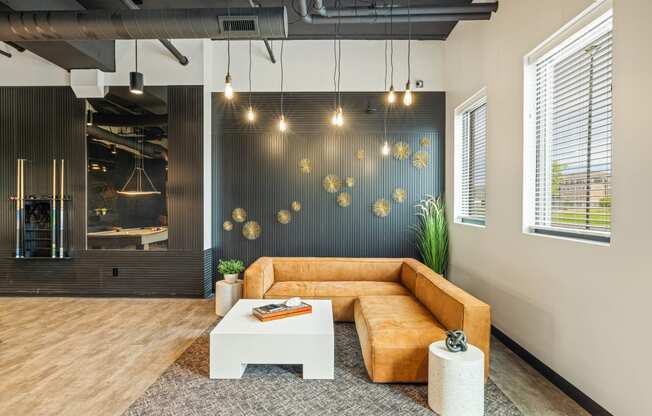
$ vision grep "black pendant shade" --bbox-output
[129,71,144,95]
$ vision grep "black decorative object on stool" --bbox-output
[445,330,468,352]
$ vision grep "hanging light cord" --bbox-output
[226,0,231,77]
[280,40,285,115]
[390,0,394,88]
[248,40,252,108]
[337,0,342,109]
[135,40,138,72]
[407,0,411,84]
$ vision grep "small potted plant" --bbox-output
[218,259,245,284]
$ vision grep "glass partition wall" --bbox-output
[86,86,169,250]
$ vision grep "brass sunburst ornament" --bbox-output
[412,151,429,169]
[392,188,407,203]
[420,137,431,147]
[392,141,411,160]
[345,176,355,188]
[291,201,302,212]
[373,199,391,218]
[299,158,312,174]
[277,210,292,224]
[242,221,261,240]
[337,192,352,207]
[223,221,234,231]
[232,208,247,223]
[322,174,341,193]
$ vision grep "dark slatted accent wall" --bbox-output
[0,86,208,297]
[212,92,445,266]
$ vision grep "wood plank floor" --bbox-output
[0,297,587,416]
[0,297,217,416]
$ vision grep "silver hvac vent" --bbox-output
[219,16,260,37]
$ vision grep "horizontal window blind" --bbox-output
[533,14,612,239]
[460,102,487,224]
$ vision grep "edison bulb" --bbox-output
[246,106,255,122]
[336,107,344,127]
[387,86,396,104]
[224,74,233,99]
[279,115,287,132]
[332,110,339,125]
[403,82,413,106]
[382,140,390,156]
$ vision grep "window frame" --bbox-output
[523,0,613,245]
[454,88,488,228]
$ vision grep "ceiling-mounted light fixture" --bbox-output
[117,129,161,197]
[278,40,287,132]
[86,109,93,126]
[129,40,144,95]
[246,40,255,122]
[110,145,117,155]
[403,0,413,106]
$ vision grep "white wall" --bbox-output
[209,40,445,92]
[443,1,652,415]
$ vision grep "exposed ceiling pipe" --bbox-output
[4,41,24,52]
[118,0,189,66]
[87,125,167,160]
[0,48,10,58]
[298,0,497,24]
[0,8,288,41]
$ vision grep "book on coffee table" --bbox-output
[252,302,312,322]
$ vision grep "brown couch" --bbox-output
[243,257,491,383]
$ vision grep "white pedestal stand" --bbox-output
[428,340,485,416]
[215,279,243,316]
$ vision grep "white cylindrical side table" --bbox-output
[215,279,243,317]
[428,340,484,416]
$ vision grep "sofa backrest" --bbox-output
[272,257,403,282]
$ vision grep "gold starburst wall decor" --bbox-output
[412,151,429,169]
[277,210,292,224]
[223,221,234,231]
[322,174,341,193]
[337,192,352,208]
[242,221,261,240]
[232,208,247,223]
[392,141,410,160]
[420,137,431,147]
[392,188,407,203]
[355,148,365,160]
[299,158,312,174]
[345,176,355,188]
[373,199,391,218]
[291,201,302,212]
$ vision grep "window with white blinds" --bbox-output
[457,99,487,225]
[527,11,612,243]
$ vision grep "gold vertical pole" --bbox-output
[15,159,21,258]
[52,159,57,258]
[59,159,64,258]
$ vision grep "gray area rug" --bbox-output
[125,323,521,416]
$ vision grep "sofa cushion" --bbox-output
[271,258,403,282]
[354,295,447,383]
[264,281,410,321]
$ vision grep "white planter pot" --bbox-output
[224,273,238,284]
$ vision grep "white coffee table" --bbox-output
[209,299,334,380]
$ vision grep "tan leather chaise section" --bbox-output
[272,258,403,282]
[354,296,447,383]
[404,258,491,381]
[265,281,410,321]
[243,257,274,299]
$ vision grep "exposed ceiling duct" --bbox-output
[297,0,498,24]
[0,7,288,41]
[92,113,168,127]
[87,125,167,160]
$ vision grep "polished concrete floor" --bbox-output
[0,297,588,416]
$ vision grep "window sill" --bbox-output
[524,227,610,246]
[455,218,486,229]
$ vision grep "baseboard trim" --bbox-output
[491,326,613,416]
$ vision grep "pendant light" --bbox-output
[129,40,144,95]
[246,40,255,122]
[386,0,396,105]
[403,0,413,106]
[331,4,344,127]
[278,40,287,132]
[224,4,234,100]
[85,108,93,126]
[117,129,160,197]
[382,140,390,156]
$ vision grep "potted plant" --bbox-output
[217,259,245,283]
[413,195,449,277]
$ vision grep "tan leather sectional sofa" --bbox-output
[243,257,491,383]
